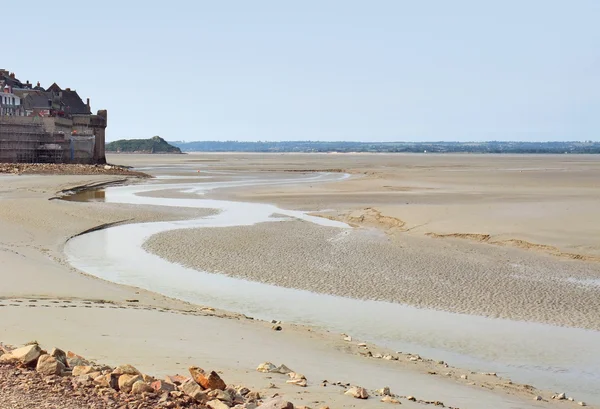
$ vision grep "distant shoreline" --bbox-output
[167,140,600,154]
[105,151,185,155]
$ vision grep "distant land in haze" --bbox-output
[170,140,600,154]
[106,136,182,154]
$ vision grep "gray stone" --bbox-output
[181,379,207,401]
[50,348,68,367]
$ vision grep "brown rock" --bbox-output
[166,374,188,385]
[286,379,307,387]
[259,397,295,409]
[8,344,42,365]
[180,378,207,401]
[208,389,233,403]
[142,373,155,382]
[246,391,261,402]
[286,372,307,387]
[288,372,306,381]
[73,374,95,385]
[72,366,95,376]
[0,354,18,364]
[36,354,66,376]
[345,386,369,399]
[207,399,231,409]
[381,395,401,404]
[131,380,154,394]
[114,364,142,376]
[152,380,176,393]
[189,366,226,390]
[93,374,111,388]
[118,374,143,393]
[376,387,392,396]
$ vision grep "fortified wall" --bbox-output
[0,113,106,164]
[0,70,107,164]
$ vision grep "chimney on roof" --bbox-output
[9,72,15,79]
[86,98,90,109]
[36,81,41,87]
[66,88,71,91]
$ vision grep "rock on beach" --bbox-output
[189,366,227,390]
[36,354,66,376]
[345,386,369,399]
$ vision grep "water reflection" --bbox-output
[63,189,106,202]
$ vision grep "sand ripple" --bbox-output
[143,220,600,331]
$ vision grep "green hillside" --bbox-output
[106,136,182,154]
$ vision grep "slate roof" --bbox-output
[60,89,90,115]
[20,91,52,110]
[0,73,24,89]
[46,83,61,93]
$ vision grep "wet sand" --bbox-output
[2,154,599,408]
[144,220,600,330]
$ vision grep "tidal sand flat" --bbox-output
[3,155,599,408]
[143,220,600,330]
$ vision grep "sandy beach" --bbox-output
[1,153,599,408]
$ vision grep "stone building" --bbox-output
[0,84,24,116]
[0,70,106,164]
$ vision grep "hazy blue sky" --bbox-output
[4,1,599,142]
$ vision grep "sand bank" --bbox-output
[143,220,600,330]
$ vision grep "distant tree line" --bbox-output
[169,140,600,154]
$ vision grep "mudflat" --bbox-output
[1,153,598,408]
[128,153,600,329]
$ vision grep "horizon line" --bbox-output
[166,140,599,144]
